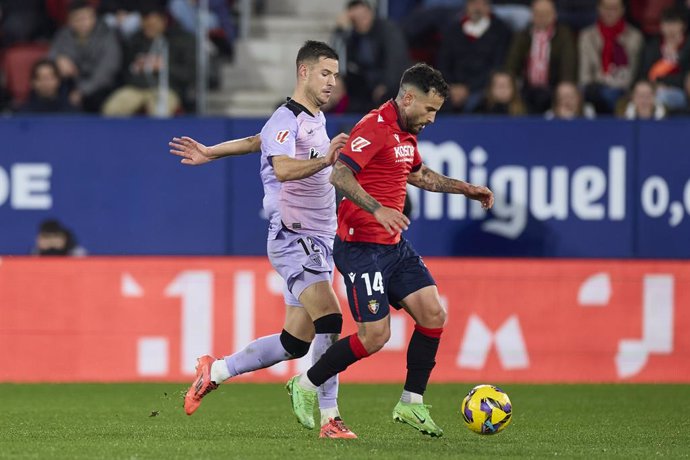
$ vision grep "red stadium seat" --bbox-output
[1,43,51,106]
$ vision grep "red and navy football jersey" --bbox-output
[337,100,422,245]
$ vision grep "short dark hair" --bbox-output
[39,219,66,235]
[347,0,372,10]
[31,59,60,80]
[139,1,167,16]
[400,63,449,99]
[295,40,339,68]
[69,0,94,13]
[661,7,686,24]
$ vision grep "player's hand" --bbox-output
[324,133,348,166]
[373,206,410,235]
[466,185,494,209]
[169,136,213,166]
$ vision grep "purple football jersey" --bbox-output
[259,100,335,240]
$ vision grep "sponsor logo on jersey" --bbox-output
[275,130,290,144]
[350,136,371,152]
[377,115,384,122]
[368,299,380,314]
[394,145,415,162]
[394,134,400,143]
[309,147,321,159]
[348,272,356,283]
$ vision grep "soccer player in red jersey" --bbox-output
[286,63,494,437]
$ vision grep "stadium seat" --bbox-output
[1,42,51,106]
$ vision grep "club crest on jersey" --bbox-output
[308,253,326,268]
[350,136,371,152]
[368,299,380,314]
[275,130,290,144]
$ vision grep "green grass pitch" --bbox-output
[1,383,688,459]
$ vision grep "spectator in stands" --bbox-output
[545,81,596,118]
[100,0,151,40]
[438,0,511,112]
[331,0,410,112]
[32,219,86,256]
[49,0,121,113]
[437,0,512,113]
[556,0,597,32]
[168,0,235,56]
[17,59,77,113]
[0,0,53,46]
[505,0,577,113]
[620,80,666,119]
[400,3,460,66]
[475,71,526,114]
[578,0,643,114]
[493,0,533,31]
[638,7,690,113]
[627,0,676,37]
[102,4,195,117]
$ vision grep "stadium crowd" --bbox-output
[0,0,234,115]
[1,0,689,119]
[328,0,690,119]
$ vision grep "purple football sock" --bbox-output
[224,333,291,377]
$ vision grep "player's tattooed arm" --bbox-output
[169,134,260,165]
[330,162,382,213]
[408,164,495,209]
[331,162,410,234]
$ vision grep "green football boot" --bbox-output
[392,401,444,437]
[286,375,317,429]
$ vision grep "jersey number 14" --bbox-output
[361,272,384,296]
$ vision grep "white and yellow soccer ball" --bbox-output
[461,384,512,435]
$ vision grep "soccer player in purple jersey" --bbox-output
[169,41,356,439]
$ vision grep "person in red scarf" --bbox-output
[505,0,577,113]
[437,0,511,113]
[578,0,643,113]
[638,7,690,112]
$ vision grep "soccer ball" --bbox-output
[460,384,512,435]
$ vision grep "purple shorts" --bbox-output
[267,227,334,306]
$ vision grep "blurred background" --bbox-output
[0,0,688,384]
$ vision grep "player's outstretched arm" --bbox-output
[408,164,494,209]
[271,133,348,182]
[169,134,261,166]
[331,162,409,235]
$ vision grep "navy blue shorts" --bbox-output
[333,236,436,323]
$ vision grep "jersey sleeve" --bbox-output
[411,145,423,173]
[338,118,385,174]
[260,108,298,159]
